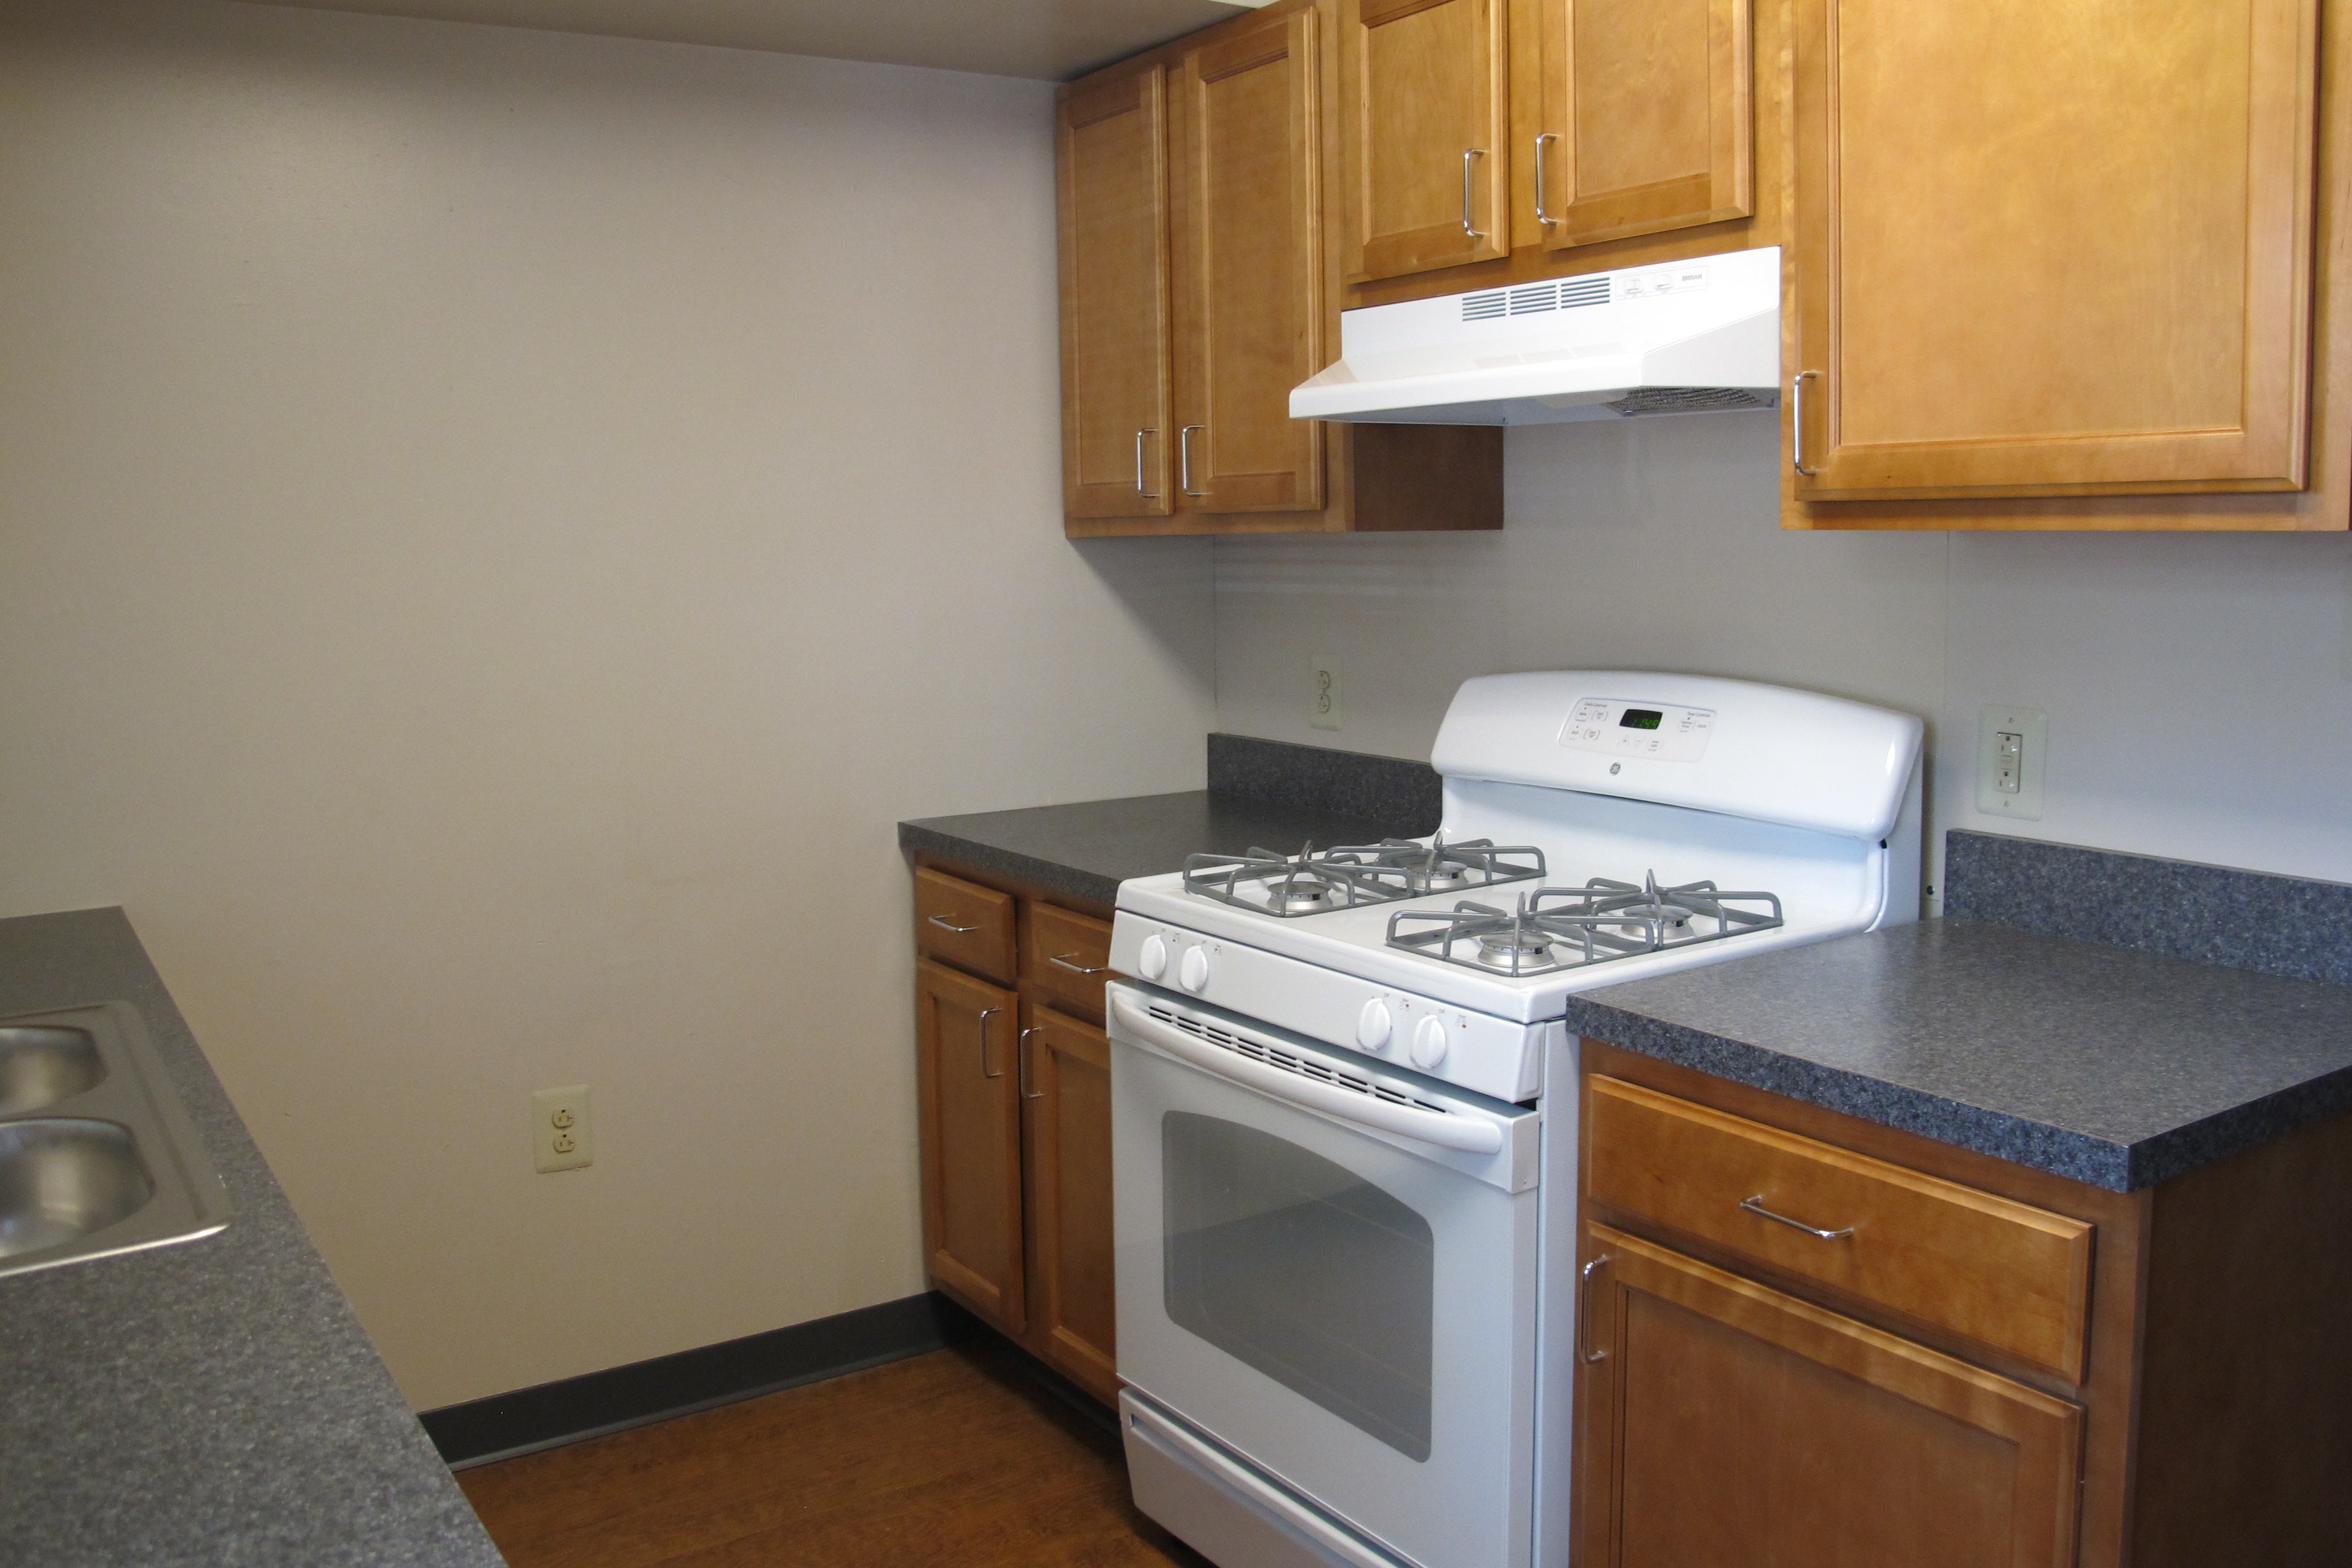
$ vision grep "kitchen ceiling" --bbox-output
[247,0,1271,80]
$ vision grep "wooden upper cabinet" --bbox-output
[1057,63,1174,519]
[1577,1225,2084,1568]
[1790,0,2321,500]
[1341,0,1511,281]
[1533,0,1752,250]
[1172,8,1328,513]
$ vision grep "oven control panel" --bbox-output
[1111,912,1553,1104]
[1557,696,1714,763]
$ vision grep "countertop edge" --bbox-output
[897,821,1119,909]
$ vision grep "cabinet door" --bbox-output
[1790,0,2319,499]
[1575,1225,2082,1568]
[1173,7,1327,513]
[1341,0,1510,281]
[1057,63,1174,519]
[1021,1005,1119,1403]
[1533,0,1751,250]
[916,958,1024,1334]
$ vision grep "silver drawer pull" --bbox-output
[1048,953,1110,975]
[977,1006,1004,1078]
[1741,1193,1855,1240]
[1579,1255,1612,1363]
[927,914,980,934]
[1461,148,1485,239]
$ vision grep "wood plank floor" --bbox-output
[456,1337,1210,1568]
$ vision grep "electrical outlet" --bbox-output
[1311,654,1342,731]
[532,1085,592,1173]
[1975,705,2048,821]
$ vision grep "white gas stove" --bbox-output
[1107,671,1923,1568]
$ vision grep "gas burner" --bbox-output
[1386,874,1785,975]
[1181,836,1545,917]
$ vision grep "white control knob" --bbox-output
[1411,1015,1450,1071]
[1178,945,1212,994]
[1356,999,1394,1051]
[1137,934,1169,982]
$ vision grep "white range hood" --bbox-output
[1290,246,1781,426]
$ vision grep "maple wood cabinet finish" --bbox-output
[1057,61,1174,522]
[1577,1041,2352,1568]
[1787,0,2320,504]
[1021,1004,1120,1404]
[1025,902,1115,1017]
[1587,1076,2093,1380]
[1577,1224,2083,1568]
[1340,0,1512,281]
[911,857,1122,1402]
[915,957,1025,1335]
[913,867,1017,986]
[1173,6,1327,513]
[1533,0,1753,250]
[1058,0,1504,536]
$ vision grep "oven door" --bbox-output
[1109,982,1540,1568]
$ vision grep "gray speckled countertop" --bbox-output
[900,790,1428,908]
[1562,918,2352,1192]
[0,908,504,1567]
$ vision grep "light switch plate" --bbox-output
[1975,704,2047,821]
[1311,654,1342,731]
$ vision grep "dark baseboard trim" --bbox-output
[420,1291,978,1470]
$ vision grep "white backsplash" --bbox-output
[1215,411,2352,897]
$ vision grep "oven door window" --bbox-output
[1161,1111,1434,1462]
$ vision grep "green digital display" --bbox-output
[1619,708,1665,730]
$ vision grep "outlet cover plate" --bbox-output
[532,1084,593,1173]
[1975,704,2047,821]
[1311,653,1342,732]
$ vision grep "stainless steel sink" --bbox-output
[0,1003,231,1280]
[0,1025,108,1115]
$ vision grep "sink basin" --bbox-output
[0,1026,108,1116]
[0,1119,155,1260]
[0,1003,230,1280]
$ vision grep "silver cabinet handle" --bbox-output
[1049,954,1110,975]
[1017,1025,1044,1101]
[1533,133,1557,226]
[1179,424,1205,497]
[927,914,979,934]
[1790,371,1819,476]
[977,1006,1004,1079]
[1580,1254,1612,1363]
[1134,428,1158,495]
[1461,148,1485,239]
[1741,1193,1854,1240]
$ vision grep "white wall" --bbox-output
[1216,411,2352,896]
[0,0,1214,1409]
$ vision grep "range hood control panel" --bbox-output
[1558,698,1715,763]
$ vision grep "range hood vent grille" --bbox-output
[1462,275,1612,323]
[1604,386,1777,417]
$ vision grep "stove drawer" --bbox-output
[1585,1077,2093,1382]
[1027,903,1114,1015]
[916,867,1017,985]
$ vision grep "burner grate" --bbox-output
[1387,874,1784,976]
[1182,836,1545,917]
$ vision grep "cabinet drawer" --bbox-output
[1585,1077,2094,1381]
[1026,903,1115,1015]
[915,868,1017,985]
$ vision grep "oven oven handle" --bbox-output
[1111,993,1505,1155]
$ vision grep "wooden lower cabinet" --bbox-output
[915,957,1024,1333]
[913,859,1121,1403]
[1021,1004,1120,1402]
[1578,1040,2352,1568]
[1576,1224,2081,1568]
